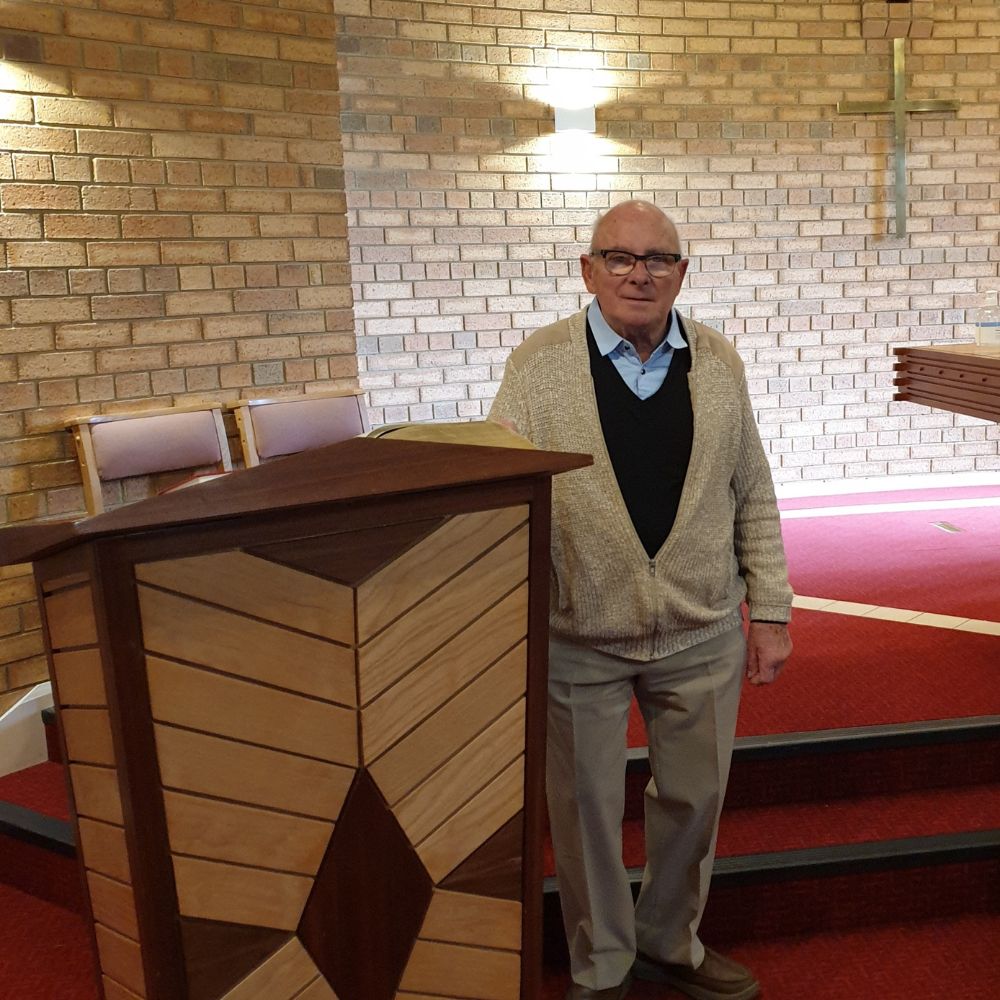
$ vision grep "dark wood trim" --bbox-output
[520,476,553,1000]
[91,536,188,1000]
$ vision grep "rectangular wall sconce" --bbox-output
[554,105,595,133]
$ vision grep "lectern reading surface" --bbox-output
[0,435,590,1000]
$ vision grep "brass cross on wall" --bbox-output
[837,36,960,237]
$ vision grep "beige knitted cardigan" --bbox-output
[489,305,793,662]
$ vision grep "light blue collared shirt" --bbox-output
[587,299,688,399]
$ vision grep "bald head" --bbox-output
[589,200,682,257]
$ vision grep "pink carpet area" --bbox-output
[778,483,1000,510]
[780,503,1000,620]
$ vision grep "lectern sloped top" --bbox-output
[0,434,591,566]
[6,429,590,1000]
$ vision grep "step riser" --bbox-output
[625,737,1000,818]
[543,857,1000,962]
[0,832,82,912]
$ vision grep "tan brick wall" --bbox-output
[338,0,999,472]
[0,0,354,698]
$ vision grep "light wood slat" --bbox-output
[393,700,525,843]
[163,790,332,876]
[417,757,524,884]
[368,642,526,804]
[136,550,355,644]
[52,648,107,706]
[219,938,320,1000]
[147,657,358,767]
[70,764,124,825]
[357,505,528,641]
[362,587,528,763]
[87,871,139,940]
[138,586,356,708]
[78,817,130,883]
[44,585,98,649]
[154,724,353,821]
[400,939,520,1000]
[95,923,146,997]
[420,890,522,952]
[295,976,339,1000]
[102,977,145,1000]
[172,855,312,931]
[61,707,115,766]
[358,525,529,703]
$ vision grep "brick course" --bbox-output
[0,0,355,699]
[338,0,999,462]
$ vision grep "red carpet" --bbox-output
[0,884,97,1000]
[626,607,1000,748]
[781,504,1000,620]
[0,761,70,821]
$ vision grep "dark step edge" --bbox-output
[0,801,74,857]
[626,715,1000,770]
[543,828,1000,895]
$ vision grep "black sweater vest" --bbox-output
[587,323,694,558]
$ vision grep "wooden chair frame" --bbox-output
[66,403,232,516]
[229,389,370,468]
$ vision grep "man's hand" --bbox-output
[745,621,792,686]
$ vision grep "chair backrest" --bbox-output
[230,390,370,467]
[66,403,232,515]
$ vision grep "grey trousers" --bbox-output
[546,626,746,991]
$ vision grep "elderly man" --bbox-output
[489,200,793,1000]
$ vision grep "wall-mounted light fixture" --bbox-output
[546,67,598,134]
[554,104,595,133]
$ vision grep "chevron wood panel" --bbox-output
[163,790,332,876]
[399,938,521,1000]
[147,657,358,767]
[87,871,140,940]
[358,525,530,703]
[61,707,115,767]
[70,763,124,826]
[95,924,146,998]
[136,550,355,644]
[52,648,107,705]
[362,586,528,763]
[172,855,312,931]
[394,700,525,844]
[154,724,353,821]
[369,642,526,805]
[138,586,356,708]
[357,505,529,641]
[78,817,130,883]
[420,890,522,951]
[43,583,99,648]
[218,937,322,1000]
[416,757,525,884]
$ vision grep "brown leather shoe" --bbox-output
[566,971,633,1000]
[633,947,759,1000]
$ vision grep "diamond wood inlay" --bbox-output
[299,770,432,1000]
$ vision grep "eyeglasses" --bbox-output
[591,249,684,278]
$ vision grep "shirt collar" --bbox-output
[587,298,688,358]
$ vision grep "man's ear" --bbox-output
[580,252,597,293]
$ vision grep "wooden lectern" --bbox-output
[0,434,590,1000]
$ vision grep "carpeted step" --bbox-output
[625,718,1000,816]
[542,912,1000,1000]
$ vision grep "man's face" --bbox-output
[580,204,688,341]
